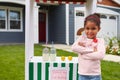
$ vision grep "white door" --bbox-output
[99,14,117,38]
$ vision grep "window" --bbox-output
[76,11,84,16]
[100,14,107,19]
[0,9,6,29]
[0,6,23,32]
[9,10,21,29]
[109,16,116,20]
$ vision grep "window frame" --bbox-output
[0,6,23,32]
[0,7,7,31]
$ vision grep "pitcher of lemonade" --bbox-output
[50,41,56,61]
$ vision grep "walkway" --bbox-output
[43,44,120,63]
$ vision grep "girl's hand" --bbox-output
[78,42,85,47]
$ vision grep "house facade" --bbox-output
[70,0,120,44]
[0,1,25,43]
[0,0,120,45]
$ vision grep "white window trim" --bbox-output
[0,6,23,32]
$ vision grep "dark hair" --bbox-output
[84,13,101,27]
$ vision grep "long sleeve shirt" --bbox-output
[71,35,105,75]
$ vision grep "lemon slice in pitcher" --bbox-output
[68,56,72,61]
[61,56,65,61]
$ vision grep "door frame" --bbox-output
[39,10,48,43]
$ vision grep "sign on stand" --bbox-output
[49,67,69,80]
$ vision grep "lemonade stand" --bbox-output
[25,0,98,80]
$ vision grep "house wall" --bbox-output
[0,2,25,43]
[69,4,120,44]
[48,5,66,44]
[69,4,84,44]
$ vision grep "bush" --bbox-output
[105,36,120,56]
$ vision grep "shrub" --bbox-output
[105,36,120,56]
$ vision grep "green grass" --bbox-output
[0,44,25,80]
[0,44,120,80]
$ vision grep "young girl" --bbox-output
[71,13,105,80]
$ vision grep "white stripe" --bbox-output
[59,63,62,67]
[66,63,69,68]
[50,63,53,67]
[58,63,61,67]
[69,2,73,4]
[66,63,69,80]
[42,62,45,80]
[54,1,59,4]
[34,63,37,80]
[73,63,77,80]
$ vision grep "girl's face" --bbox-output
[84,21,100,39]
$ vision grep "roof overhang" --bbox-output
[112,0,120,5]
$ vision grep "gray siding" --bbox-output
[48,5,66,44]
[69,4,84,44]
[0,2,25,43]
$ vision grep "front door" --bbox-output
[39,12,46,42]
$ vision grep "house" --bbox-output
[0,0,25,43]
[0,0,120,45]
[72,0,120,44]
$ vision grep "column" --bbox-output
[34,3,40,43]
[66,4,69,45]
[85,0,97,16]
[25,0,35,80]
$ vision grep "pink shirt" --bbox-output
[71,36,105,75]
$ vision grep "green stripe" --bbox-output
[53,63,58,67]
[38,63,42,80]
[69,63,73,80]
[29,62,34,80]
[61,63,65,67]
[45,63,49,80]
[76,63,78,80]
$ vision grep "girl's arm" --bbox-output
[81,38,105,60]
[71,36,94,54]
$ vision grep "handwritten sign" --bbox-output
[49,67,69,80]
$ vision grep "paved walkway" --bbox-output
[43,44,120,63]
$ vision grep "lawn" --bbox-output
[0,44,120,80]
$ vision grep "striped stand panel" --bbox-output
[29,62,78,80]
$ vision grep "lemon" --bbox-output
[68,56,72,61]
[61,56,65,61]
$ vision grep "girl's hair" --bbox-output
[84,13,101,27]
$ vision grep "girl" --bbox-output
[71,13,105,80]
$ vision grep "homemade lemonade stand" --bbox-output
[25,0,99,80]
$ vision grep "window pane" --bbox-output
[0,9,5,19]
[0,20,5,29]
[76,11,84,16]
[100,15,107,19]
[109,16,116,20]
[10,21,20,29]
[10,10,20,20]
